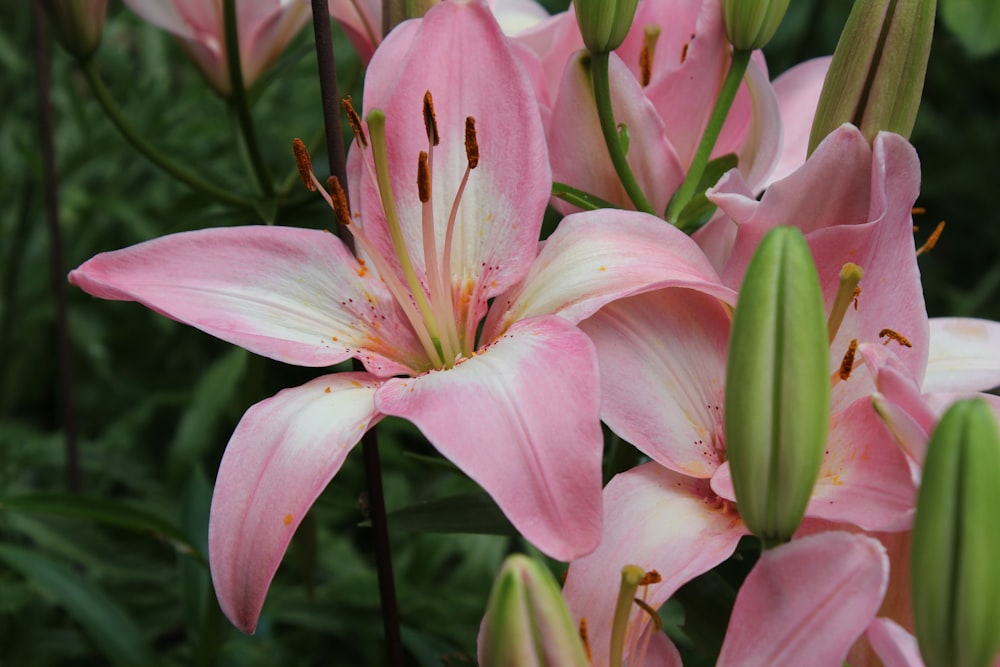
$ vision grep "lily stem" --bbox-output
[310,3,405,666]
[590,51,657,216]
[79,58,257,211]
[33,2,80,494]
[223,0,274,199]
[665,48,751,225]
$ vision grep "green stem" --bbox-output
[80,59,256,210]
[665,48,751,225]
[590,52,656,216]
[223,0,274,198]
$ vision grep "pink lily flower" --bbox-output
[513,0,830,212]
[122,0,310,95]
[70,0,727,633]
[328,0,550,64]
[563,126,928,664]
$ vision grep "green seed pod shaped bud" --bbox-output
[911,398,1000,667]
[478,555,590,667]
[724,226,830,549]
[808,0,936,153]
[723,0,791,50]
[40,0,108,60]
[574,0,640,54]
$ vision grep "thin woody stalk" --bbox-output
[309,3,404,666]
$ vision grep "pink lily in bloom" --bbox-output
[69,0,729,633]
[511,0,830,212]
[122,0,310,95]
[563,125,931,664]
[327,0,550,64]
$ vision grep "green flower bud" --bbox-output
[724,227,830,549]
[808,0,936,153]
[478,555,590,667]
[574,0,640,54]
[40,0,108,60]
[723,0,791,50]
[911,398,1000,667]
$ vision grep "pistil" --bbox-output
[827,263,864,343]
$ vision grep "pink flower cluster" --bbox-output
[72,0,1000,664]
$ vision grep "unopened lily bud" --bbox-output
[723,0,791,50]
[574,0,639,54]
[911,398,1000,667]
[724,227,830,549]
[808,0,936,152]
[40,0,108,59]
[478,555,589,667]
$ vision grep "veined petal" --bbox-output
[69,226,424,375]
[716,57,782,193]
[866,618,924,667]
[482,209,735,339]
[375,316,603,560]
[209,373,382,633]
[547,50,683,214]
[716,532,889,667]
[863,343,936,464]
[356,0,550,302]
[564,462,745,667]
[580,289,730,477]
[924,317,1000,393]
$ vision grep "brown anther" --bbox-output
[912,206,926,215]
[633,598,663,631]
[327,176,353,228]
[680,41,690,64]
[292,138,316,191]
[465,116,480,169]
[639,43,652,87]
[639,569,662,586]
[838,339,858,381]
[852,286,861,310]
[417,151,431,203]
[341,96,368,147]
[916,220,945,256]
[422,91,440,146]
[879,328,913,348]
[579,618,593,662]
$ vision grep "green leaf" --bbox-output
[942,0,1000,58]
[0,544,157,667]
[382,492,516,536]
[0,493,205,564]
[551,181,621,212]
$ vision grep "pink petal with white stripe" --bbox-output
[69,226,424,375]
[375,316,603,561]
[580,288,731,477]
[717,532,889,667]
[209,373,382,633]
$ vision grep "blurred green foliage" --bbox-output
[1,0,998,665]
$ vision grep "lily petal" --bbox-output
[209,373,382,633]
[564,462,746,667]
[375,316,603,560]
[717,531,889,667]
[69,226,424,375]
[356,0,550,304]
[767,56,833,185]
[581,288,730,478]
[924,317,1000,393]
[483,209,736,339]
[866,618,924,667]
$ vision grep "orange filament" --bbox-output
[912,206,926,215]
[916,221,945,256]
[292,138,316,191]
[422,91,440,145]
[342,96,368,147]
[879,329,912,348]
[465,117,480,169]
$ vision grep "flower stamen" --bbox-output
[828,263,864,343]
[879,328,913,348]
